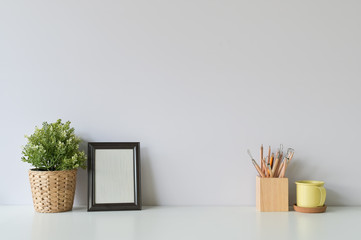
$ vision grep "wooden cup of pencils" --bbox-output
[256,176,288,211]
[248,145,294,212]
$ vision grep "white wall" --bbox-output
[1,0,360,206]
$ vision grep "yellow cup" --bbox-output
[295,180,326,208]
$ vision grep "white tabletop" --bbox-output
[0,206,360,240]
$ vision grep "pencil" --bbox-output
[267,146,271,165]
[252,159,265,177]
[281,152,293,177]
[278,152,283,168]
[260,145,264,171]
[262,157,269,177]
[277,160,285,177]
[279,162,285,178]
[272,154,280,176]
[280,158,289,178]
[268,164,274,178]
[278,150,294,178]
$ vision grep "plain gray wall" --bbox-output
[1,0,360,206]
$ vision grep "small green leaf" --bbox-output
[21,119,87,171]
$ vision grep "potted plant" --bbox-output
[22,119,86,213]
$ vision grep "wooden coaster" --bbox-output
[293,204,327,213]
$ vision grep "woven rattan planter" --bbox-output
[28,169,77,213]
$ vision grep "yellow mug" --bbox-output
[295,180,326,208]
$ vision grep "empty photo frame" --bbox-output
[87,142,141,211]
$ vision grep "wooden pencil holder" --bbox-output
[256,176,289,212]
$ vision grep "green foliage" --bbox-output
[21,119,86,171]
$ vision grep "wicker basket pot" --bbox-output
[28,169,77,213]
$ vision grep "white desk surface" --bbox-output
[0,206,360,240]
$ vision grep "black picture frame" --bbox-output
[87,142,141,211]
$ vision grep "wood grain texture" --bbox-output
[95,149,135,204]
[256,176,288,212]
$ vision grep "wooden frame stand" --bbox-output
[256,176,289,212]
